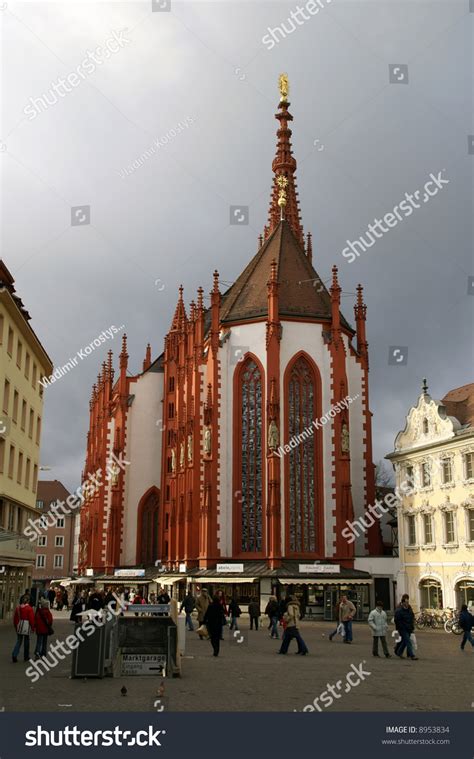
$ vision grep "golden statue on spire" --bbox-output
[278,73,289,102]
[276,174,288,219]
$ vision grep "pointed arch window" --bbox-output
[288,356,317,553]
[238,358,263,553]
[137,489,160,565]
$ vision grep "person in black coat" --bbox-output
[394,598,417,660]
[203,595,226,657]
[459,604,474,650]
[70,591,87,622]
[87,589,104,612]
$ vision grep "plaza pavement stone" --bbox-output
[1,612,472,713]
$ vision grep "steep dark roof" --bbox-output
[442,383,474,427]
[219,221,353,331]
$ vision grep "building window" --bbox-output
[56,517,65,528]
[53,555,64,568]
[138,490,160,565]
[33,464,38,490]
[168,402,174,419]
[29,409,34,438]
[17,452,23,484]
[237,357,263,553]
[405,464,413,483]
[36,555,46,568]
[419,579,443,610]
[441,458,452,484]
[407,515,417,546]
[25,352,30,380]
[36,416,41,445]
[423,513,433,544]
[0,439,5,474]
[8,444,15,479]
[464,452,474,480]
[165,512,169,530]
[468,510,474,542]
[165,485,170,502]
[287,356,318,553]
[25,458,31,489]
[12,390,19,424]
[36,499,44,509]
[0,313,3,344]
[7,326,14,356]
[421,462,431,488]
[20,399,27,431]
[32,363,37,388]
[168,377,174,392]
[38,535,47,546]
[55,535,64,547]
[3,379,10,414]
[7,504,14,531]
[444,511,456,544]
[16,339,22,369]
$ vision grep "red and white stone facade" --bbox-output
[78,88,384,577]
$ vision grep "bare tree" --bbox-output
[375,459,395,487]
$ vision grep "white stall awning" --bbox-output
[193,577,258,584]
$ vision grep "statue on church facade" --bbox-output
[341,422,350,454]
[204,426,211,455]
[268,419,279,450]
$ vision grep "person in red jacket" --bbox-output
[12,594,35,662]
[34,599,53,659]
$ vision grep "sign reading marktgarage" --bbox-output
[121,654,166,676]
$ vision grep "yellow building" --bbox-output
[0,260,53,619]
[387,380,474,612]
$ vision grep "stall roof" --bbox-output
[279,577,373,585]
[193,577,258,584]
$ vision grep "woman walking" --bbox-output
[203,595,226,657]
[12,594,35,663]
[278,596,309,655]
[34,599,53,659]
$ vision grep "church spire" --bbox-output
[266,74,304,247]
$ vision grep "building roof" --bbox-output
[441,383,474,428]
[219,220,353,330]
[37,480,71,506]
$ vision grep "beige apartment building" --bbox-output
[387,381,474,612]
[0,260,53,619]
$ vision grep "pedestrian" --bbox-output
[47,587,56,609]
[278,596,308,655]
[203,595,226,657]
[216,590,228,638]
[12,594,35,663]
[180,590,196,631]
[368,599,391,658]
[62,588,69,611]
[228,595,242,631]
[196,588,210,630]
[70,590,87,622]
[265,596,280,639]
[394,594,415,657]
[394,596,418,660]
[459,604,474,650]
[87,588,104,612]
[328,598,343,641]
[248,597,261,630]
[34,599,54,659]
[339,594,356,644]
[157,587,171,604]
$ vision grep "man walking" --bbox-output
[394,596,417,660]
[459,604,474,650]
[12,594,35,662]
[248,597,261,630]
[368,599,391,657]
[339,594,356,644]
[180,590,196,631]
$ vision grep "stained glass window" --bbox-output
[288,357,316,552]
[240,359,263,552]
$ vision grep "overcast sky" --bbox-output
[2,0,472,493]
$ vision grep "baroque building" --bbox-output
[78,78,394,617]
[387,380,474,611]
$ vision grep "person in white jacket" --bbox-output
[367,599,391,658]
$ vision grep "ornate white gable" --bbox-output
[394,391,457,452]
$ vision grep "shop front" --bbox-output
[277,579,372,620]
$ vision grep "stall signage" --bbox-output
[216,563,244,573]
[114,568,146,577]
[299,564,340,574]
[121,654,166,676]
[178,563,187,573]
[85,568,94,577]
